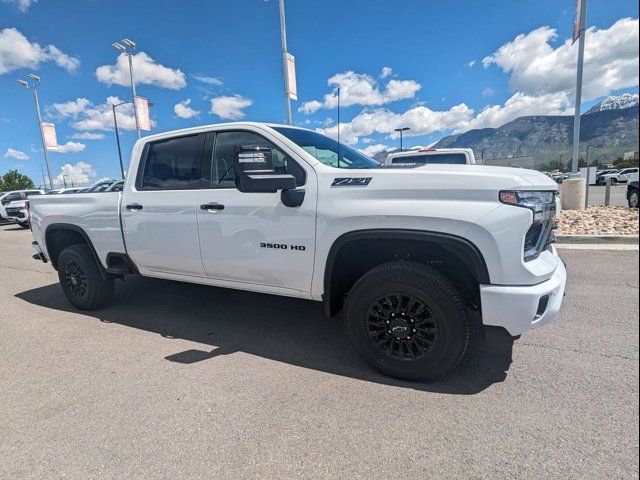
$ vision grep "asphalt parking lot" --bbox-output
[1,224,638,479]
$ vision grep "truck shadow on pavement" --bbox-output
[17,275,514,395]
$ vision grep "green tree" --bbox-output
[0,170,35,191]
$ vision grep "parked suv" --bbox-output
[627,173,639,208]
[0,189,44,221]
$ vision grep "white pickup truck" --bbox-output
[29,122,566,380]
[383,147,476,166]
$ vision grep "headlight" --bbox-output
[499,190,558,261]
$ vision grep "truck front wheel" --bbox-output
[57,244,114,310]
[344,261,469,381]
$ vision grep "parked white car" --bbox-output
[600,167,639,184]
[0,189,44,221]
[383,148,476,167]
[29,122,565,381]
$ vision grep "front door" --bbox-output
[196,129,317,293]
[122,133,206,277]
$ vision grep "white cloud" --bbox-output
[174,99,200,119]
[319,103,474,144]
[54,161,96,187]
[358,143,391,157]
[4,148,29,160]
[71,132,105,140]
[380,66,393,78]
[466,92,570,130]
[466,60,476,68]
[210,95,252,120]
[299,100,323,115]
[96,52,186,89]
[482,87,495,97]
[56,141,86,154]
[191,74,223,86]
[47,98,91,119]
[318,90,573,145]
[1,0,37,13]
[299,70,421,114]
[0,27,79,75]
[483,18,639,101]
[65,96,149,132]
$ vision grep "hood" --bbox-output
[373,164,558,191]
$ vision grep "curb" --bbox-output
[556,234,639,244]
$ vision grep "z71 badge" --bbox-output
[331,177,372,187]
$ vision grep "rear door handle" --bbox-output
[200,203,224,211]
[125,203,143,211]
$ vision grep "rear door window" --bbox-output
[140,134,203,190]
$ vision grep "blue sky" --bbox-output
[1,0,638,187]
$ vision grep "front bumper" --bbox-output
[479,260,566,336]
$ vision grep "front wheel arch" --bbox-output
[323,229,490,318]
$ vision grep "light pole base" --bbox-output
[561,178,587,211]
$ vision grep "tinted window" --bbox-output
[209,131,305,188]
[141,135,201,190]
[25,191,42,197]
[109,182,124,192]
[391,153,467,165]
[3,193,22,202]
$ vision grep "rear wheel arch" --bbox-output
[45,224,104,272]
[323,229,490,318]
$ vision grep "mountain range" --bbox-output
[373,94,639,168]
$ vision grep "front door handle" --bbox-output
[200,203,224,211]
[125,203,143,211]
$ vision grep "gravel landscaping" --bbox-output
[557,206,639,236]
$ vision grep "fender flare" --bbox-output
[44,223,105,273]
[323,229,491,317]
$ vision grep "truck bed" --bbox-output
[29,192,126,268]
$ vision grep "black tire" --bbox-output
[57,244,114,310]
[344,261,469,381]
[629,191,639,209]
[18,222,29,229]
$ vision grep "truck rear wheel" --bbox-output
[57,244,114,310]
[344,261,469,381]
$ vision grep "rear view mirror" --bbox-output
[234,145,296,193]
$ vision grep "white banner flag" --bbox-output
[135,96,151,131]
[41,122,58,150]
[285,52,298,101]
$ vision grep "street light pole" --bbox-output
[394,127,410,151]
[481,148,487,165]
[112,101,131,179]
[17,75,54,190]
[571,0,588,174]
[278,0,292,125]
[113,39,140,138]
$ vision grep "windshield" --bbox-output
[273,127,379,169]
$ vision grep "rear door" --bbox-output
[121,133,207,277]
